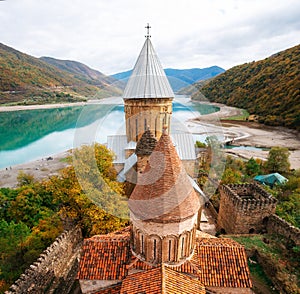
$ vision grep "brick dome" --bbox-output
[129,131,200,223]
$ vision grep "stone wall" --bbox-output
[217,183,277,234]
[5,226,83,294]
[267,214,300,246]
[124,98,173,142]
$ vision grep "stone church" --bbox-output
[77,27,253,294]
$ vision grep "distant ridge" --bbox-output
[40,57,122,88]
[111,66,225,92]
[0,43,121,105]
[193,44,300,130]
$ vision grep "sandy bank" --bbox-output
[0,151,71,188]
[0,102,88,112]
[190,103,300,170]
[0,97,123,112]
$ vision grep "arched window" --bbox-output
[168,239,172,261]
[153,239,157,260]
[135,118,138,141]
[141,234,144,254]
[220,228,226,234]
[181,237,185,258]
[249,228,255,234]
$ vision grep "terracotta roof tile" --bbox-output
[77,233,131,280]
[135,129,157,156]
[129,132,200,222]
[175,238,252,288]
[94,284,122,294]
[120,265,205,294]
[127,256,155,271]
[77,233,252,291]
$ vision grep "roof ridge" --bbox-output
[161,264,166,294]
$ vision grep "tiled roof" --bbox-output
[129,132,200,222]
[120,265,205,294]
[77,233,131,280]
[175,238,252,288]
[135,129,157,156]
[94,284,122,294]
[123,37,174,99]
[78,230,252,291]
[127,256,155,272]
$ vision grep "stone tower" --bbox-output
[128,128,200,265]
[123,28,174,142]
[217,183,277,234]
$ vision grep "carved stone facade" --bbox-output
[124,98,172,142]
[217,183,277,234]
[131,215,198,265]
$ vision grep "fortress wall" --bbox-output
[267,214,300,246]
[5,226,82,294]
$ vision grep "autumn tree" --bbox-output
[265,147,290,174]
[245,157,262,176]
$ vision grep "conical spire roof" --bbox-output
[128,130,200,222]
[123,37,174,99]
[135,129,157,156]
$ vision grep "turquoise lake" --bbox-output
[0,98,219,169]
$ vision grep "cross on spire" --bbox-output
[145,23,151,38]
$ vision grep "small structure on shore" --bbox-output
[254,172,288,187]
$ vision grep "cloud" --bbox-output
[0,0,299,74]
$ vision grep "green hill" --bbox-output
[193,44,300,130]
[0,43,121,105]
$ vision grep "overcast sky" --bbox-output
[1,0,299,75]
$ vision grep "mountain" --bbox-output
[193,44,300,130]
[111,66,225,92]
[40,57,122,88]
[0,43,121,105]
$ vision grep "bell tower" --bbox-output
[123,24,174,142]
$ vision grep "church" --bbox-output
[77,26,253,294]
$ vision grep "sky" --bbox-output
[0,0,300,75]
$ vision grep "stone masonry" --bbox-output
[5,226,82,294]
[217,183,277,234]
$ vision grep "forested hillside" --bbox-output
[0,43,121,105]
[194,44,300,130]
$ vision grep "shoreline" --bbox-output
[1,100,299,188]
[0,101,88,112]
[0,150,71,188]
[0,97,124,112]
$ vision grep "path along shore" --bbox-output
[0,101,299,188]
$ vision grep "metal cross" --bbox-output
[145,23,151,38]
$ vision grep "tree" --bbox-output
[221,167,242,184]
[265,147,290,174]
[17,171,35,187]
[245,157,262,176]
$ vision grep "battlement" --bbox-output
[218,183,277,234]
[220,183,277,211]
[5,226,82,294]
